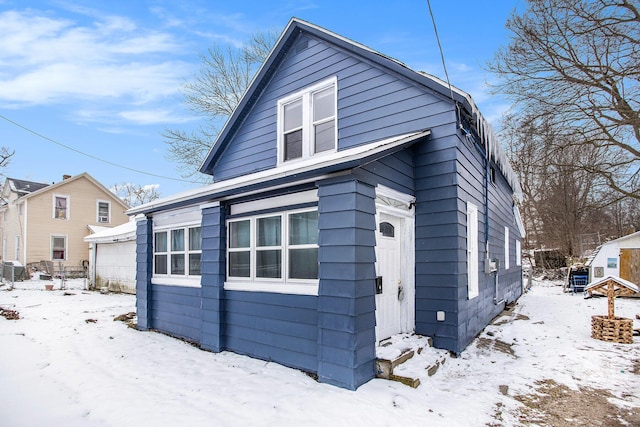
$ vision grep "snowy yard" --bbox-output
[1,277,639,426]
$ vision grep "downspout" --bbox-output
[460,122,503,305]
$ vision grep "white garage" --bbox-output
[84,221,136,294]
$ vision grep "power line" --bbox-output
[0,113,201,184]
[425,0,457,111]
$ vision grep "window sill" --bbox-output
[224,280,318,296]
[152,276,201,288]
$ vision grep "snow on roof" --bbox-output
[129,130,430,215]
[7,177,49,195]
[84,220,136,243]
[585,275,639,293]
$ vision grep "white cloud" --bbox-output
[0,9,191,108]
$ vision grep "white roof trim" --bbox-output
[84,220,137,243]
[129,130,430,215]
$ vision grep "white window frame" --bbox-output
[277,77,337,165]
[515,239,522,266]
[152,222,202,287]
[51,235,67,261]
[225,207,319,295]
[17,202,23,216]
[15,236,20,260]
[53,194,70,220]
[504,226,510,270]
[467,202,479,299]
[96,200,111,223]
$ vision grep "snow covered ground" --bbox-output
[1,276,639,426]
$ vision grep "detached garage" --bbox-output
[85,221,136,294]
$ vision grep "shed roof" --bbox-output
[84,220,136,243]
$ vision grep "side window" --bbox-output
[467,202,479,299]
[97,201,110,223]
[54,195,69,220]
[504,226,510,270]
[153,225,201,277]
[51,235,66,260]
[278,78,336,163]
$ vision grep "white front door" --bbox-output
[375,213,403,342]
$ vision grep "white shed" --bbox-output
[84,221,136,294]
[586,231,640,285]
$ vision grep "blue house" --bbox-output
[129,18,524,390]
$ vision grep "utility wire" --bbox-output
[0,113,200,184]
[425,0,458,113]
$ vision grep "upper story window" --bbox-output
[153,225,202,277]
[54,195,69,220]
[97,201,110,223]
[278,77,337,164]
[17,202,23,216]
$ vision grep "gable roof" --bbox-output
[6,177,50,196]
[19,172,129,210]
[199,17,520,197]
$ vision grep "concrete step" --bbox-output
[375,333,446,388]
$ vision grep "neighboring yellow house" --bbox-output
[0,172,129,270]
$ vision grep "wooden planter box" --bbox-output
[591,315,633,344]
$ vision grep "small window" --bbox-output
[17,203,23,216]
[97,201,110,223]
[278,78,336,163]
[379,222,395,238]
[490,167,496,184]
[54,195,68,220]
[154,225,202,277]
[52,235,66,261]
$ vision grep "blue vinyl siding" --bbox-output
[212,34,449,181]
[224,291,318,372]
[149,285,202,342]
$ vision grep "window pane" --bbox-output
[98,202,109,217]
[189,227,202,251]
[55,197,67,219]
[189,253,201,275]
[171,253,185,275]
[379,222,395,237]
[256,249,281,278]
[289,211,318,245]
[313,87,334,121]
[229,220,250,248]
[52,237,65,250]
[283,99,302,131]
[155,254,167,274]
[229,251,250,277]
[171,229,184,251]
[257,216,281,247]
[314,120,335,153]
[284,129,302,160]
[289,248,318,279]
[155,232,167,252]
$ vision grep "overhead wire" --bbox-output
[425,0,461,125]
[0,113,201,184]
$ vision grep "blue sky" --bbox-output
[0,0,522,198]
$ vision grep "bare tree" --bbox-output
[489,0,640,199]
[164,31,278,180]
[111,183,161,208]
[0,147,15,170]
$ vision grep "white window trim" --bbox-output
[467,202,479,299]
[151,221,202,288]
[53,194,70,220]
[225,207,319,296]
[515,239,522,266]
[96,200,111,223]
[51,234,67,261]
[276,76,337,165]
[504,226,510,270]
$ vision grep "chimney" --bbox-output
[63,174,72,180]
